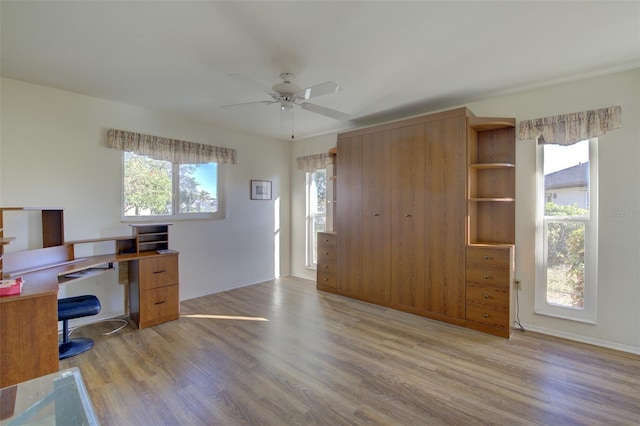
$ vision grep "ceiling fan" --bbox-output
[220,73,351,137]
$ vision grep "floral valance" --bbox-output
[296,153,333,173]
[518,106,622,145]
[108,129,237,164]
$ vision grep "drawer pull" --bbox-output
[373,213,380,217]
[483,313,489,318]
[154,300,167,305]
[323,278,329,282]
[153,270,166,274]
[483,294,490,299]
[323,238,330,242]
[324,251,330,255]
[484,255,491,260]
[404,213,411,218]
[483,274,491,280]
[323,265,329,269]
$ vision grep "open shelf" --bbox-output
[467,118,515,247]
[130,223,171,254]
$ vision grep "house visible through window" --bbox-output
[536,139,598,323]
[123,152,222,219]
[306,169,327,267]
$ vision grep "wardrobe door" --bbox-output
[390,124,426,309]
[361,131,392,303]
[423,116,467,319]
[337,135,363,297]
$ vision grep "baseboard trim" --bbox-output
[522,323,640,355]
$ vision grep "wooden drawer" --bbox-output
[139,285,179,328]
[139,254,179,291]
[318,232,337,249]
[466,267,510,286]
[466,246,511,270]
[466,282,509,308]
[317,247,337,261]
[466,303,509,329]
[317,272,337,289]
[317,261,337,274]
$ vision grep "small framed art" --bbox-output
[250,180,272,200]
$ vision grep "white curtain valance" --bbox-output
[296,153,333,173]
[108,129,237,164]
[518,106,622,145]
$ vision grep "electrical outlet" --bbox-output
[514,279,522,290]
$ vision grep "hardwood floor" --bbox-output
[60,276,640,425]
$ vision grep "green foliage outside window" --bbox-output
[545,202,587,308]
[124,153,217,216]
[124,154,171,215]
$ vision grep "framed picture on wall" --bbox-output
[250,180,272,200]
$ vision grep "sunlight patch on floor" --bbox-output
[181,314,269,321]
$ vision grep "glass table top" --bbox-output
[0,367,99,426]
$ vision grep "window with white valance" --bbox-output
[108,129,233,220]
[520,106,622,324]
[108,129,237,164]
[518,105,621,146]
[297,152,334,266]
[296,153,333,173]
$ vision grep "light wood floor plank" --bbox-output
[60,276,640,425]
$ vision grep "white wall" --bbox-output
[291,68,640,353]
[0,78,291,323]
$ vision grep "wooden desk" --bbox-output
[0,244,179,388]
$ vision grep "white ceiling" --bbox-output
[2,1,639,141]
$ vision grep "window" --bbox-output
[123,152,223,220]
[306,169,327,267]
[536,139,598,323]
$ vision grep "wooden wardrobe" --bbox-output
[329,107,516,338]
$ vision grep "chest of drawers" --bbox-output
[465,245,514,338]
[316,232,337,293]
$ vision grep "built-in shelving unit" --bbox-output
[466,116,516,338]
[467,117,516,245]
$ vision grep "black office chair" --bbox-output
[58,295,101,360]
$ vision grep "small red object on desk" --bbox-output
[0,277,24,297]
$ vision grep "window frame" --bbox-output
[121,152,225,222]
[535,138,599,323]
[305,169,327,268]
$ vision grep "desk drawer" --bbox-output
[139,255,179,291]
[139,285,179,328]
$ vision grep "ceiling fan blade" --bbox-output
[296,81,341,100]
[300,102,351,121]
[219,100,276,108]
[228,74,277,96]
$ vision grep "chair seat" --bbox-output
[58,295,101,321]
